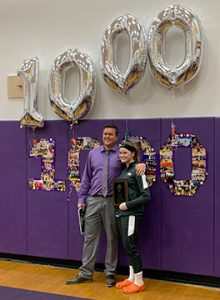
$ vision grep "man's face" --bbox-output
[102,127,118,149]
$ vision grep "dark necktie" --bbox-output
[102,151,109,197]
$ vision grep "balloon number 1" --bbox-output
[18,5,203,129]
[18,57,44,129]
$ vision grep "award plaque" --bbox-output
[113,178,129,206]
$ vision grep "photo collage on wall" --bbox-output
[29,138,66,192]
[160,132,207,196]
[68,137,100,191]
[122,136,157,187]
[27,131,206,196]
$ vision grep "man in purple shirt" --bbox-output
[66,124,144,287]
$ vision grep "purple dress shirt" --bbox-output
[78,145,122,204]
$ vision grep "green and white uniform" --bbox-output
[117,161,150,273]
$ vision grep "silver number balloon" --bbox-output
[18,57,44,128]
[101,14,147,94]
[49,48,96,123]
[148,5,203,88]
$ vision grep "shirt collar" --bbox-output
[101,144,118,153]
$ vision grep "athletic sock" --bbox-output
[134,271,144,286]
[128,265,134,282]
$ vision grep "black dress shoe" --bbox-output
[106,275,116,287]
[65,274,93,285]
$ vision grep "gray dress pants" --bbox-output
[79,196,118,279]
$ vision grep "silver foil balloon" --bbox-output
[18,57,44,128]
[148,5,203,88]
[49,48,96,123]
[101,14,147,94]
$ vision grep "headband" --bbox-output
[120,143,137,153]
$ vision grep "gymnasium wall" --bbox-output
[0,117,219,277]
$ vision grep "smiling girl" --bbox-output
[116,142,151,294]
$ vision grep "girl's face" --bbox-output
[119,147,135,165]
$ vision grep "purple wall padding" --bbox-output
[215,118,220,276]
[27,121,69,259]
[0,122,27,254]
[161,118,214,276]
[0,117,217,277]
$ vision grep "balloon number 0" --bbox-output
[147,5,203,89]
[101,14,147,94]
[18,5,203,129]
[49,49,96,123]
